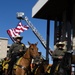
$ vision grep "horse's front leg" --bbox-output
[21,69,27,75]
[16,68,25,75]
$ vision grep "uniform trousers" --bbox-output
[7,52,24,75]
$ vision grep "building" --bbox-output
[0,37,9,60]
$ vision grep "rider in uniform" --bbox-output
[7,35,26,75]
[50,41,66,75]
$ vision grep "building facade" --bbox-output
[0,37,9,60]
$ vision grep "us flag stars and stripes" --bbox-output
[7,22,29,41]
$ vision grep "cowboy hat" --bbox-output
[56,42,65,47]
[13,35,23,40]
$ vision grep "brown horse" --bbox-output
[15,41,40,75]
[4,41,39,75]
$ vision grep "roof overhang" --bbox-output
[32,0,72,21]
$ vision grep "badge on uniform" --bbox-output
[21,44,24,46]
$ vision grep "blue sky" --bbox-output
[0,0,54,63]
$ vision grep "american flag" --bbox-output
[7,22,29,39]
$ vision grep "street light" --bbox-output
[16,12,24,20]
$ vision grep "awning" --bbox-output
[32,0,72,21]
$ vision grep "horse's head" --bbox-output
[28,41,39,59]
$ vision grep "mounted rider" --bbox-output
[50,41,67,75]
[7,35,26,75]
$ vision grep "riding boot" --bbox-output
[7,62,13,75]
[7,53,17,75]
[7,67,12,75]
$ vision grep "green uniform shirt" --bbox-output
[52,49,66,59]
[8,42,26,57]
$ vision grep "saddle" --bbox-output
[13,57,22,69]
[2,60,10,70]
[2,57,22,71]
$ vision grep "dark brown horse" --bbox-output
[32,58,51,75]
[4,41,39,75]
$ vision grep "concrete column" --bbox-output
[59,21,62,41]
[54,18,58,49]
[66,0,72,51]
[66,22,71,51]
[62,11,67,41]
[46,19,50,63]
[72,4,75,50]
[54,19,57,45]
[62,11,67,49]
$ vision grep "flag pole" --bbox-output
[7,30,15,43]
[9,35,15,43]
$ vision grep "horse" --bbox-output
[36,60,51,75]
[33,60,45,75]
[54,51,72,75]
[5,41,40,75]
[31,57,51,75]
